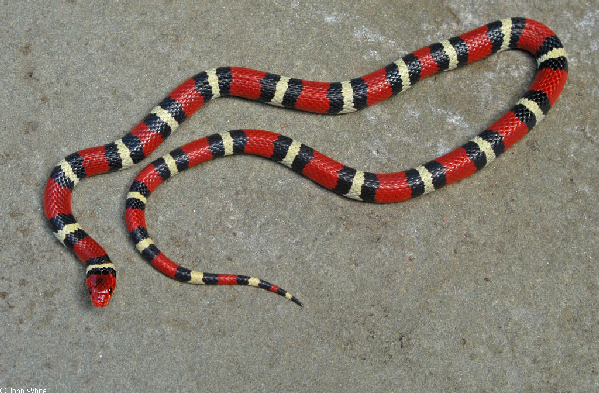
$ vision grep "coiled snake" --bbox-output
[44,18,568,307]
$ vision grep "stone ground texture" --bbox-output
[1,1,598,392]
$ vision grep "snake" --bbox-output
[44,18,568,308]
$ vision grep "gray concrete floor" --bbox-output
[1,1,597,391]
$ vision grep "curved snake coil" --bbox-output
[44,18,568,308]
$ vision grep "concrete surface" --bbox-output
[1,0,597,391]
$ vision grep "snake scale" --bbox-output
[44,18,568,307]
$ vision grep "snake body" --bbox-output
[44,18,568,307]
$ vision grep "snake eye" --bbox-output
[88,288,92,295]
[108,288,113,295]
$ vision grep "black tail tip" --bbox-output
[291,296,304,307]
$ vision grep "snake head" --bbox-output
[86,265,117,308]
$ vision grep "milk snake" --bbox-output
[44,18,568,308]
